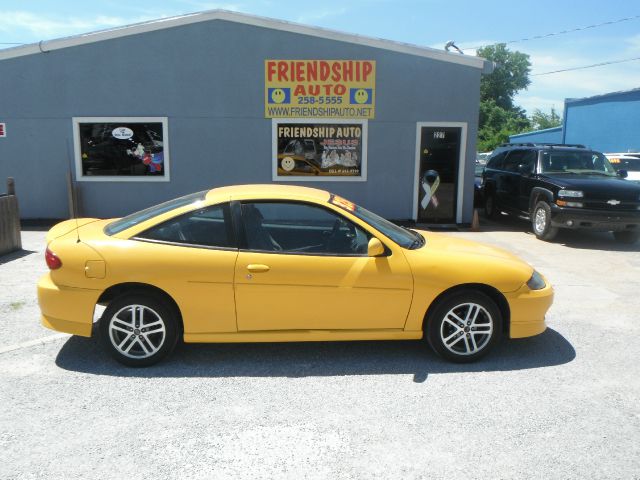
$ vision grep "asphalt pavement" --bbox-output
[0,217,638,479]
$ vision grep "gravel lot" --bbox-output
[1,218,639,479]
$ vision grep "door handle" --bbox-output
[247,264,270,273]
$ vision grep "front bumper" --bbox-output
[504,280,554,339]
[550,204,640,232]
[37,273,101,337]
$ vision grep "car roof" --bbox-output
[205,184,331,203]
[499,143,590,152]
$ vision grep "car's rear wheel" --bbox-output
[612,231,640,244]
[99,293,179,367]
[484,191,499,219]
[532,201,558,241]
[426,290,502,363]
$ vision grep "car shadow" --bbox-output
[478,214,640,251]
[0,249,37,265]
[555,230,640,252]
[55,328,575,383]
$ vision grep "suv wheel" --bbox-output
[612,231,640,244]
[484,192,499,219]
[532,201,558,241]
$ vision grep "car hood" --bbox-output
[404,231,535,293]
[539,173,640,200]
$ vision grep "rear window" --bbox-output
[104,191,207,235]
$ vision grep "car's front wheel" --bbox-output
[532,201,558,241]
[426,290,502,363]
[99,293,179,367]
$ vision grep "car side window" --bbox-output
[503,150,526,172]
[136,203,233,248]
[241,202,371,255]
[486,152,506,170]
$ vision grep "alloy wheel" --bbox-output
[534,207,547,234]
[439,302,493,356]
[108,304,166,359]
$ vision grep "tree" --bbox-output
[476,44,532,151]
[529,107,562,131]
[477,100,530,152]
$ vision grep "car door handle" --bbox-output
[247,264,270,273]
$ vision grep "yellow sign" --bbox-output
[265,60,376,119]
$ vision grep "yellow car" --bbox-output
[38,185,553,366]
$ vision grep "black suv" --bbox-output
[482,143,640,243]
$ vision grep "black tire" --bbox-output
[612,231,640,244]
[426,290,503,363]
[484,191,499,219]
[99,293,179,367]
[531,201,559,241]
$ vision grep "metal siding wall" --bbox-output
[564,91,640,152]
[509,128,563,144]
[0,20,481,221]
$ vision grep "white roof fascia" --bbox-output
[0,9,487,69]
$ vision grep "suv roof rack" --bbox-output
[502,142,587,149]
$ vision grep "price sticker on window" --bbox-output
[329,194,356,212]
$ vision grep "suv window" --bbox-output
[241,202,371,255]
[486,151,506,169]
[137,203,233,248]
[504,150,537,173]
[540,151,616,175]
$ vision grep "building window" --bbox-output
[272,118,368,182]
[72,117,169,182]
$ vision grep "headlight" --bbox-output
[527,270,546,290]
[558,189,583,198]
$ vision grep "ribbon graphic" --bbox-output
[420,170,440,210]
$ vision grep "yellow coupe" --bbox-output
[38,185,553,366]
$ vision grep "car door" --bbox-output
[500,150,526,210]
[132,202,239,334]
[233,201,413,331]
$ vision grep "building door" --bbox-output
[414,123,466,224]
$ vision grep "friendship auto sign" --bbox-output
[265,60,376,119]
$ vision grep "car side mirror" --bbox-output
[367,237,385,257]
[518,164,533,175]
[617,169,628,178]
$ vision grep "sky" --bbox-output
[1,0,639,116]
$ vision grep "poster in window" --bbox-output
[273,119,367,181]
[73,117,169,181]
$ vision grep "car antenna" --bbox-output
[66,138,81,243]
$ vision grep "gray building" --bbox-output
[0,10,490,224]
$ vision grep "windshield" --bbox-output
[328,195,422,249]
[608,156,640,172]
[540,151,616,176]
[104,190,207,235]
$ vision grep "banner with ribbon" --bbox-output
[420,170,440,210]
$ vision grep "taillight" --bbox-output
[45,248,62,270]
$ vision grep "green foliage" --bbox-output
[477,100,531,151]
[478,44,531,110]
[530,107,563,130]
[476,44,532,150]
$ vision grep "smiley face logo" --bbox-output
[281,157,296,172]
[271,88,286,104]
[354,89,369,104]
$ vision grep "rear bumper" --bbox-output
[505,280,554,339]
[550,205,640,231]
[37,273,100,337]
